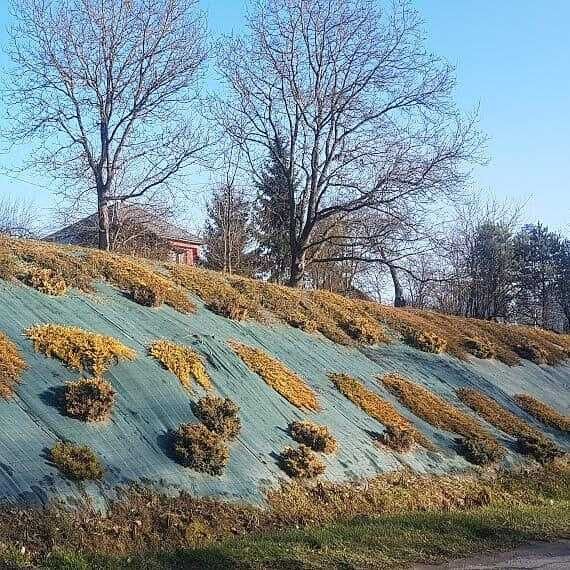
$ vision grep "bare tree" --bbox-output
[4,0,209,251]
[215,0,482,286]
[0,194,37,237]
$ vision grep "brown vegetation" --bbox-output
[516,435,566,465]
[377,426,416,452]
[289,420,338,454]
[463,337,496,360]
[0,237,568,365]
[456,388,541,439]
[50,442,104,481]
[0,332,26,399]
[26,324,136,376]
[64,377,116,422]
[149,340,211,391]
[514,394,570,433]
[173,423,229,476]
[278,445,326,478]
[230,341,320,412]
[0,464,565,564]
[456,436,506,466]
[381,374,494,443]
[23,268,68,296]
[330,372,432,449]
[196,396,241,440]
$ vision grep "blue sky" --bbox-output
[0,1,568,234]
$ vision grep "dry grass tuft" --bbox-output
[24,268,68,296]
[463,337,496,360]
[403,329,447,354]
[149,340,211,391]
[278,445,326,478]
[456,387,541,439]
[173,423,229,476]
[89,252,194,314]
[230,341,320,412]
[0,332,26,399]
[26,324,136,377]
[514,394,570,433]
[377,426,416,452]
[456,388,565,463]
[381,374,494,442]
[456,436,506,466]
[517,434,566,465]
[64,377,116,422]
[196,396,241,440]
[289,420,338,454]
[50,441,104,481]
[514,342,548,365]
[330,373,432,450]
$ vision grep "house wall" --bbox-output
[168,240,201,266]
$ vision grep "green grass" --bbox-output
[43,502,570,570]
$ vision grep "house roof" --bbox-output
[44,204,203,246]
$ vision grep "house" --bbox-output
[44,204,203,266]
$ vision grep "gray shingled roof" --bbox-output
[45,204,203,245]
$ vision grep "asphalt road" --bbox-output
[413,540,570,569]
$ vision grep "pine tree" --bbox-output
[203,185,254,276]
[253,135,294,283]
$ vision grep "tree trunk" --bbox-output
[97,186,111,251]
[388,263,406,307]
[288,248,306,287]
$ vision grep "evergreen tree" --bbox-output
[253,135,294,283]
[514,223,563,328]
[203,185,254,276]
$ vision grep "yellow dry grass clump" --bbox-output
[88,252,195,314]
[381,374,492,441]
[149,340,211,391]
[24,268,68,296]
[456,387,542,439]
[330,373,432,450]
[0,332,26,399]
[514,394,570,433]
[230,341,321,412]
[26,324,136,377]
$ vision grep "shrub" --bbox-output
[403,330,447,354]
[330,373,433,450]
[196,396,241,440]
[26,324,136,376]
[50,442,104,481]
[24,268,68,296]
[230,342,320,412]
[463,337,495,360]
[0,332,26,399]
[381,374,492,441]
[173,423,229,476]
[514,342,547,365]
[289,420,338,454]
[279,445,326,478]
[517,434,566,465]
[149,340,211,390]
[456,388,540,439]
[456,436,506,466]
[378,426,416,452]
[64,377,116,422]
[129,283,164,307]
[514,394,570,433]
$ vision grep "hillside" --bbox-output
[0,236,568,506]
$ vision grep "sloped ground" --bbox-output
[0,273,567,506]
[0,238,567,505]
